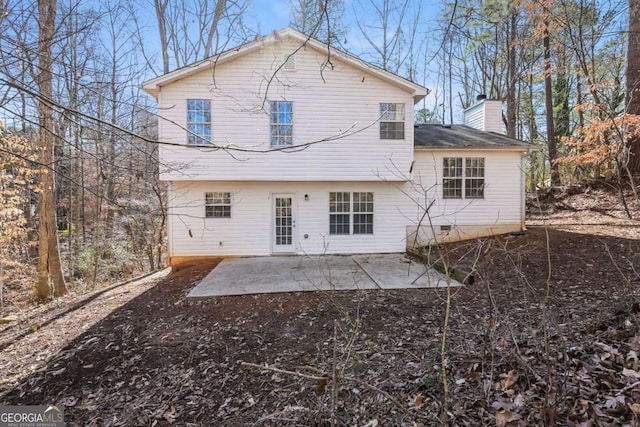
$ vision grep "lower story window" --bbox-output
[329,192,350,235]
[205,192,231,218]
[329,192,374,235]
[353,192,373,234]
[465,158,485,199]
[443,157,485,199]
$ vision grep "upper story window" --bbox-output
[187,99,211,145]
[380,103,405,139]
[205,192,231,218]
[270,101,293,146]
[443,157,485,199]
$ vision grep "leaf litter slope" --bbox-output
[1,190,640,425]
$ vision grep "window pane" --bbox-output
[442,159,463,199]
[330,192,350,212]
[465,179,485,198]
[353,214,373,234]
[443,178,462,199]
[380,103,405,121]
[329,192,350,234]
[187,99,211,144]
[443,158,463,177]
[380,104,405,139]
[330,214,350,234]
[465,158,485,177]
[271,101,293,146]
[353,192,373,212]
[353,193,373,234]
[380,122,404,139]
[205,192,231,218]
[465,158,485,199]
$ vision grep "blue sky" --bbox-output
[245,0,443,63]
[247,0,290,32]
[245,0,444,117]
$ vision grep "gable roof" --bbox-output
[414,124,538,151]
[141,27,428,102]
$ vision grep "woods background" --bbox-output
[0,0,638,308]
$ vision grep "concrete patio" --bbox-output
[187,253,460,297]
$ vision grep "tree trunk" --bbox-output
[543,15,559,187]
[36,0,67,302]
[529,60,538,191]
[155,0,170,74]
[626,0,640,174]
[506,8,517,138]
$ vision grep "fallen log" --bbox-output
[407,248,475,286]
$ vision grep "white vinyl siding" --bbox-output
[168,182,400,256]
[165,150,527,257]
[157,40,414,182]
[411,150,523,227]
[463,99,503,133]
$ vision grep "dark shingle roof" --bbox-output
[414,124,535,150]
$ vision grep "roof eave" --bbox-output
[413,144,539,152]
[141,27,429,101]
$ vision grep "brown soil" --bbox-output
[1,185,640,426]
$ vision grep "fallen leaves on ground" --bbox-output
[1,189,640,426]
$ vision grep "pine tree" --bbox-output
[627,0,640,174]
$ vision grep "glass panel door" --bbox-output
[273,194,295,253]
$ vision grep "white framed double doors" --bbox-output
[272,193,296,253]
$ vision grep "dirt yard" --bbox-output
[1,183,640,426]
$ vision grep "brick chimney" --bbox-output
[463,95,503,134]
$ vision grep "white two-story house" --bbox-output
[142,28,535,266]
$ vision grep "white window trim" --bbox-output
[442,157,485,200]
[329,192,374,235]
[270,100,293,147]
[186,99,211,145]
[379,103,405,140]
[205,192,232,218]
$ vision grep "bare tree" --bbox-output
[138,0,249,75]
[36,0,67,301]
[542,5,560,187]
[354,0,411,73]
[288,0,346,45]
